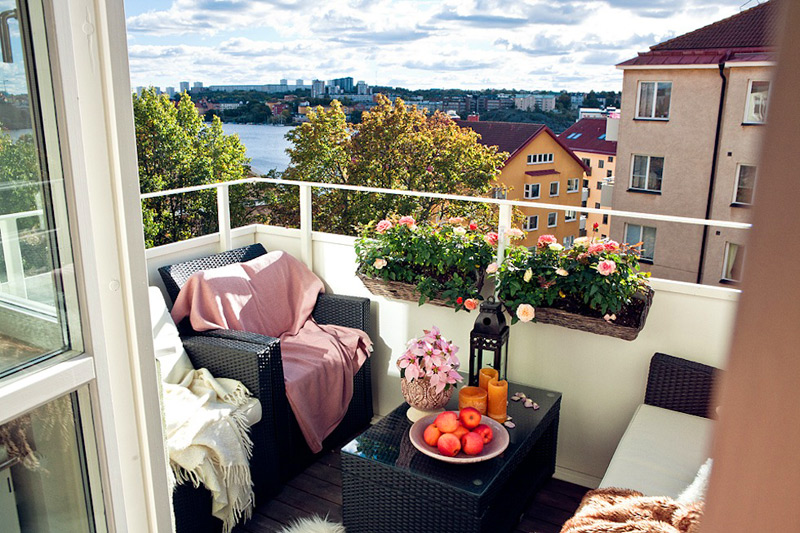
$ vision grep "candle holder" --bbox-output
[468,297,510,386]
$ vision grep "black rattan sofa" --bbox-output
[160,243,373,532]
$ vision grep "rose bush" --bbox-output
[492,233,651,323]
[355,215,500,310]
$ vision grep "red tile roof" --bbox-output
[455,120,590,173]
[558,118,617,156]
[525,169,560,177]
[618,1,778,67]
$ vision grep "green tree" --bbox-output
[283,95,507,235]
[134,89,251,247]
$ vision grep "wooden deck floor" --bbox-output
[234,449,588,533]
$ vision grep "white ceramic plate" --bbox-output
[408,413,510,464]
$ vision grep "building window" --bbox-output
[524,183,540,199]
[744,80,769,124]
[595,202,600,209]
[596,181,603,190]
[630,154,664,192]
[602,214,609,225]
[583,179,589,188]
[636,81,672,119]
[563,235,574,247]
[608,156,614,162]
[549,181,559,197]
[490,187,507,199]
[527,153,554,165]
[598,160,605,169]
[582,157,591,168]
[565,210,577,222]
[547,212,557,227]
[722,242,745,282]
[733,164,757,205]
[567,178,579,192]
[625,224,657,261]
[607,169,613,177]
[524,215,538,231]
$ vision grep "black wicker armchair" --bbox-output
[159,244,374,501]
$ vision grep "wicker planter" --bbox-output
[533,287,654,341]
[400,376,454,421]
[357,269,484,308]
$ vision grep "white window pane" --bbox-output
[648,157,664,191]
[745,81,769,123]
[625,224,640,247]
[638,82,655,118]
[631,155,648,189]
[735,165,756,204]
[655,82,672,118]
[642,226,657,260]
[724,243,744,281]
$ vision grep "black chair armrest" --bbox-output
[644,352,719,419]
[313,293,370,332]
[188,327,281,348]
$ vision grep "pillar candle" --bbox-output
[458,386,488,415]
[479,367,499,391]
[487,378,508,423]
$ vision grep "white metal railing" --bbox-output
[0,209,43,299]
[140,176,752,272]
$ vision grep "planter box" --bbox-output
[356,273,450,307]
[534,287,654,341]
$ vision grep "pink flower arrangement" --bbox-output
[537,234,557,248]
[397,326,463,394]
[605,241,619,251]
[597,259,617,276]
[484,232,499,246]
[375,219,393,233]
[588,242,606,254]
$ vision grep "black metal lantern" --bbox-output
[468,297,510,386]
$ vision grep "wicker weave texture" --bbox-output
[644,352,719,418]
[158,243,268,302]
[534,287,654,341]
[357,273,452,307]
[172,483,221,533]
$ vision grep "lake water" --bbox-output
[220,123,294,175]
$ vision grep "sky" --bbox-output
[124,0,759,92]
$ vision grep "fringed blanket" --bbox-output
[164,368,254,533]
[171,250,372,453]
[560,488,704,533]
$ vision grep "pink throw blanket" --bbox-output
[171,251,372,453]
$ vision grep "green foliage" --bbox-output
[479,108,577,134]
[134,89,252,247]
[205,101,272,124]
[493,235,651,323]
[282,95,507,235]
[354,216,497,310]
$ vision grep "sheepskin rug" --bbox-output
[278,515,346,533]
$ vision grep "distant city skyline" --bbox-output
[125,0,754,92]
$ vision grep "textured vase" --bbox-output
[400,377,454,422]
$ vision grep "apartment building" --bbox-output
[559,118,618,239]
[456,120,589,248]
[610,1,776,285]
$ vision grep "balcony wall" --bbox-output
[146,223,737,488]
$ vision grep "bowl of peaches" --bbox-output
[408,407,510,464]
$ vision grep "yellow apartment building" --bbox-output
[559,118,618,239]
[456,120,589,248]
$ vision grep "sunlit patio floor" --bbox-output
[233,448,588,533]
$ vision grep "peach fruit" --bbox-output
[461,431,485,456]
[473,423,493,444]
[437,432,461,457]
[434,411,459,433]
[452,422,469,440]
[459,407,482,430]
[423,424,442,447]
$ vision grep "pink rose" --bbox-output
[516,304,535,323]
[484,232,499,246]
[448,216,464,225]
[398,216,416,227]
[486,262,499,274]
[597,259,617,276]
[588,243,606,254]
[537,234,557,248]
[376,219,393,233]
[373,258,387,269]
[604,241,619,251]
[464,298,479,311]
[506,227,524,239]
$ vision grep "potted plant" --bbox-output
[491,233,653,340]
[355,215,498,310]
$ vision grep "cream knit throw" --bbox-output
[164,368,254,533]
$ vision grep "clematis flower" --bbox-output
[486,262,499,274]
[484,232,499,246]
[376,219,392,233]
[516,304,535,323]
[597,259,617,276]
[523,268,533,282]
[373,258,387,269]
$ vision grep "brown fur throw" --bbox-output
[560,488,704,533]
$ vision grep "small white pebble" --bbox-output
[533,402,540,410]
[504,421,516,428]
[524,399,534,408]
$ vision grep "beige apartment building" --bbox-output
[559,118,618,239]
[610,1,775,285]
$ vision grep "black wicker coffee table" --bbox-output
[341,382,561,533]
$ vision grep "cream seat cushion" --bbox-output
[599,403,714,498]
[148,287,261,426]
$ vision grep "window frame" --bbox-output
[524,215,538,231]
[523,183,540,199]
[732,164,757,206]
[527,153,554,165]
[625,223,657,262]
[547,212,557,227]
[722,242,745,282]
[635,80,672,120]
[564,210,577,222]
[549,181,559,197]
[566,178,579,193]
[743,80,770,125]
[629,154,664,193]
